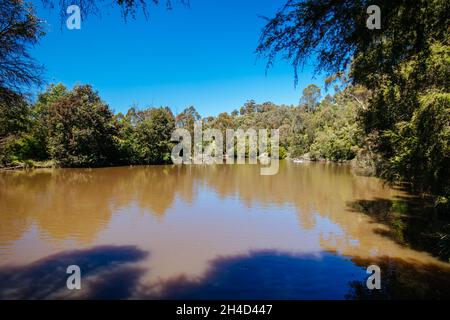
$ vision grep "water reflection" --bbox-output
[0,161,449,299]
[0,162,393,243]
[0,245,147,299]
[142,250,368,300]
[346,255,450,299]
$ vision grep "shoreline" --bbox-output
[0,160,56,171]
[0,157,354,172]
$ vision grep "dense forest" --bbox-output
[0,0,448,209]
[0,81,367,167]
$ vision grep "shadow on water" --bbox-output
[147,252,450,300]
[142,250,450,300]
[348,195,450,262]
[1,247,450,299]
[346,255,450,299]
[141,250,367,300]
[0,245,148,299]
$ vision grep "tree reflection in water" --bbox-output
[1,162,450,299]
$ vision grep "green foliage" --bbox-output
[176,106,200,136]
[384,92,450,196]
[0,81,365,168]
[0,92,31,165]
[300,84,321,112]
[0,0,45,100]
[46,85,118,167]
[278,145,288,159]
[116,106,175,164]
[258,0,450,200]
[28,83,69,160]
[289,86,365,161]
[363,41,450,199]
[240,100,256,115]
[200,84,365,162]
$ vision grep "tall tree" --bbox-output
[0,0,45,101]
[176,105,200,135]
[46,85,118,167]
[134,107,175,164]
[300,84,321,112]
[0,90,30,165]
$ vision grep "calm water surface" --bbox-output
[1,161,449,299]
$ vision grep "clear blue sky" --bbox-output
[31,0,325,117]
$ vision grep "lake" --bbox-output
[1,161,449,299]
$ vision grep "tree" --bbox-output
[206,111,234,135]
[28,83,68,160]
[257,0,450,198]
[0,89,30,165]
[258,102,276,113]
[134,107,175,164]
[1,0,187,102]
[0,83,69,166]
[240,100,256,115]
[176,105,200,135]
[116,106,175,164]
[0,0,45,101]
[46,85,118,167]
[0,80,368,168]
[115,107,140,164]
[0,91,28,139]
[300,84,321,112]
[40,0,189,20]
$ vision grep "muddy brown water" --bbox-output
[1,161,449,299]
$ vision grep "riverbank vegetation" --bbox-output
[0,2,448,227]
[0,81,366,168]
[257,0,449,206]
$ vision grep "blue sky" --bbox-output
[31,0,325,117]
